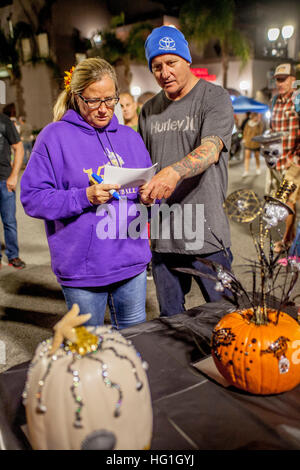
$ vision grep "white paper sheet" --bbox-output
[103,163,158,189]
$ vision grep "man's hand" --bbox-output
[6,174,18,192]
[86,183,120,205]
[141,166,181,200]
[7,141,24,191]
[138,183,157,205]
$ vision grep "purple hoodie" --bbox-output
[20,110,152,287]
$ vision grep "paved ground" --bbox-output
[0,152,298,373]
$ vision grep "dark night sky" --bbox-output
[0,0,299,26]
[106,0,169,23]
[106,0,299,25]
[0,0,12,6]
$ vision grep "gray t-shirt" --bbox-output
[138,79,234,255]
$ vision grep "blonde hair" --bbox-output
[53,57,119,122]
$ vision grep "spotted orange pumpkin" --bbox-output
[211,309,300,395]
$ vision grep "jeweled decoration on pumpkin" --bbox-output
[211,327,236,361]
[261,336,291,374]
[26,325,144,426]
[65,326,99,355]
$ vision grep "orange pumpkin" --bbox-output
[211,309,300,395]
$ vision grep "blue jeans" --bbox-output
[289,221,300,257]
[61,270,147,329]
[152,249,233,317]
[0,181,19,261]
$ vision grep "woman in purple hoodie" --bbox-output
[20,58,155,329]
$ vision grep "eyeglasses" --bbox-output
[78,94,119,109]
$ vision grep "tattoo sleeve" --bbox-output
[171,135,224,179]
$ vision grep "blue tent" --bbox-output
[232,95,269,113]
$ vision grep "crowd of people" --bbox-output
[0,25,299,328]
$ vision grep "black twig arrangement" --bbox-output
[173,183,300,325]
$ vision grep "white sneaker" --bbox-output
[242,171,249,178]
[256,168,261,175]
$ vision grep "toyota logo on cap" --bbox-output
[159,37,176,51]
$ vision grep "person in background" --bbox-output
[119,93,139,131]
[289,220,300,258]
[0,111,26,269]
[269,63,300,253]
[21,58,155,329]
[139,26,234,317]
[19,116,33,166]
[3,103,20,133]
[242,112,263,177]
[137,91,156,112]
[240,112,250,133]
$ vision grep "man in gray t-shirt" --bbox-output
[138,26,234,316]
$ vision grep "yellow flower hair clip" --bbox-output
[64,66,75,91]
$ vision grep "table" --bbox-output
[0,298,300,450]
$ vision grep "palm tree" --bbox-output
[180,0,251,88]
[126,22,154,64]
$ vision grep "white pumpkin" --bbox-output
[23,306,153,450]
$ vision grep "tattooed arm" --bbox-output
[140,136,223,200]
[172,135,223,179]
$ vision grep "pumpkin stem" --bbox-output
[253,305,269,325]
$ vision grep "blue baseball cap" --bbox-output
[145,26,192,71]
